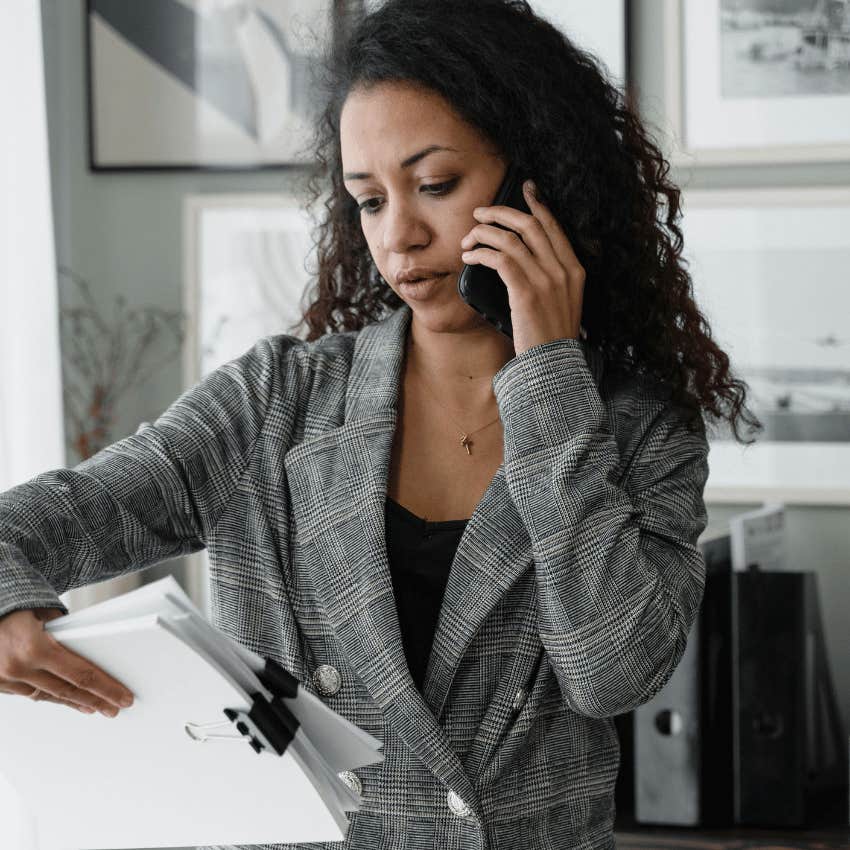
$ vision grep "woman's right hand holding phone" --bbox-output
[0,607,134,716]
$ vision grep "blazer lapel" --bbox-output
[423,326,605,720]
[283,303,605,804]
[283,304,479,809]
[420,469,532,718]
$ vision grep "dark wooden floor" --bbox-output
[614,826,850,849]
[614,806,850,850]
[609,714,849,849]
[613,787,849,849]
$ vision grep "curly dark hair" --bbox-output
[286,0,762,445]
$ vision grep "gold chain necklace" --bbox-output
[407,360,502,455]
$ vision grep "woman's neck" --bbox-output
[403,320,514,414]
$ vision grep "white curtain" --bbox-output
[0,2,65,488]
[0,2,65,848]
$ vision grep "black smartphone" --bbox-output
[457,161,532,339]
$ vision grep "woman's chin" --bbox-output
[408,296,502,334]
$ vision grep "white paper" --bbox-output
[0,578,384,848]
[48,577,384,770]
[729,502,788,572]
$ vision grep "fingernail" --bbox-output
[524,180,537,197]
[119,695,132,707]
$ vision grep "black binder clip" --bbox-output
[184,657,301,756]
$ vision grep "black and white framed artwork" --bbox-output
[180,191,319,613]
[680,186,850,506]
[362,0,629,93]
[526,0,629,93]
[664,0,850,165]
[87,0,337,170]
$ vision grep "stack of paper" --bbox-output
[0,576,383,849]
[729,502,787,572]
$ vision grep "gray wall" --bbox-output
[40,0,315,605]
[40,0,848,763]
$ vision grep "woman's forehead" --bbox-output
[341,83,461,137]
[340,84,493,168]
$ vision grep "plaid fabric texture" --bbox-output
[0,303,710,850]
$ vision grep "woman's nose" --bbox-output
[380,201,431,254]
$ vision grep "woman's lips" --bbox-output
[399,273,448,299]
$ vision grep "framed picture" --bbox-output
[525,0,629,93]
[679,186,850,506]
[182,191,319,612]
[182,192,318,381]
[86,0,337,171]
[664,0,850,166]
[360,0,628,91]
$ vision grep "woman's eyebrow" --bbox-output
[343,145,459,182]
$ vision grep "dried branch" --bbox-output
[59,266,186,463]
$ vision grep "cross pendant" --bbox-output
[460,434,472,455]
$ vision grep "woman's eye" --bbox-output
[358,179,459,216]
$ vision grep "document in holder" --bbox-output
[0,576,384,849]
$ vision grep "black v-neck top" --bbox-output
[384,496,469,692]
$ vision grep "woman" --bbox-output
[0,1,761,848]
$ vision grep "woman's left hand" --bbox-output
[460,180,586,356]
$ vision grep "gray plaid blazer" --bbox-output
[0,302,710,850]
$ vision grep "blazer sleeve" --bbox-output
[0,334,304,620]
[492,337,710,719]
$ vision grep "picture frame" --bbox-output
[526,0,629,93]
[679,186,850,506]
[181,191,320,612]
[360,0,629,91]
[86,0,337,171]
[663,0,850,166]
[182,192,318,384]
